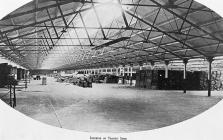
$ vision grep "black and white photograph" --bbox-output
[0,0,223,139]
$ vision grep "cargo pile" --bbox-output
[55,73,120,87]
[211,71,223,90]
[55,73,92,88]
[0,63,19,87]
[199,71,223,90]
[135,70,223,91]
[89,74,119,83]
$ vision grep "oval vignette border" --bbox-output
[0,0,223,140]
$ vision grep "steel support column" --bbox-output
[207,57,213,97]
[165,61,169,79]
[150,61,155,86]
[122,65,125,84]
[116,67,119,76]
[110,68,113,74]
[139,63,143,70]
[164,61,169,89]
[130,64,133,86]
[151,61,155,70]
[183,59,188,93]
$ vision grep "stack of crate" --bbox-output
[17,68,25,80]
[135,70,158,89]
[199,71,223,90]
[135,70,220,90]
[0,63,12,87]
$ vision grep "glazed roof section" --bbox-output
[0,0,222,70]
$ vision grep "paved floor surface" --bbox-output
[1,77,222,133]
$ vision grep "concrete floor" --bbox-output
[1,77,222,133]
